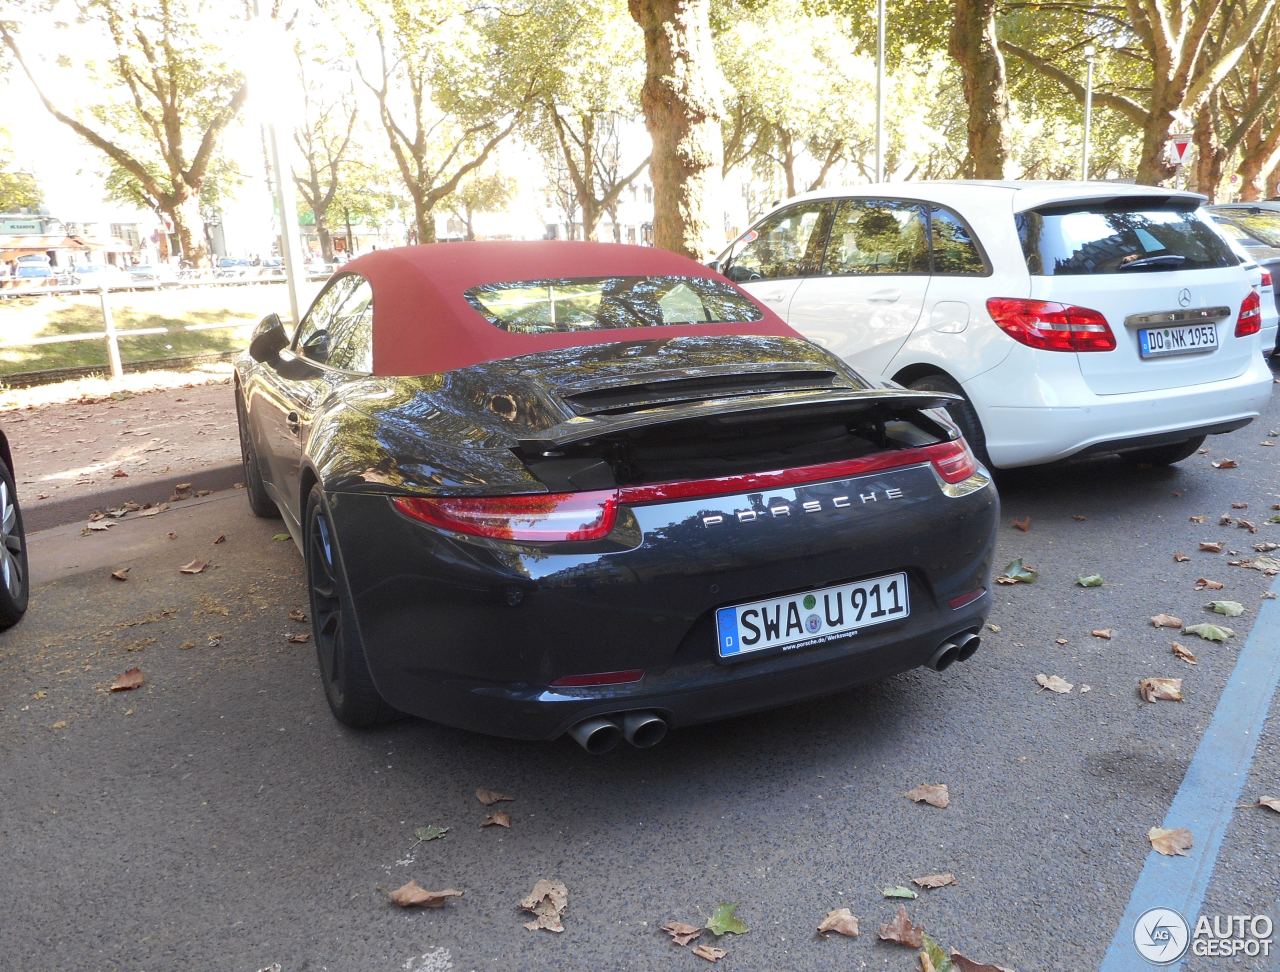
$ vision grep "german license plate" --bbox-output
[715,572,909,659]
[1138,323,1218,358]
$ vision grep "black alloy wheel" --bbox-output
[303,485,394,727]
[907,372,992,469]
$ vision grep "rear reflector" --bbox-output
[1236,290,1262,337]
[986,298,1116,352]
[948,587,987,610]
[550,669,645,687]
[394,439,982,541]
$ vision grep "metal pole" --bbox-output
[875,0,886,183]
[1082,47,1096,181]
[100,285,123,382]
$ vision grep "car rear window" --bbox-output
[1017,202,1238,275]
[464,275,764,333]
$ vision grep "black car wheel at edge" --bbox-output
[234,241,999,749]
[0,432,30,630]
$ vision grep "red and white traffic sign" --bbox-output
[1169,133,1193,166]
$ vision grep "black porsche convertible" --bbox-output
[235,242,997,751]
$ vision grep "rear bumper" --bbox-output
[968,350,1274,468]
[328,465,999,739]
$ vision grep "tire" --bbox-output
[235,389,280,519]
[907,373,992,469]
[0,456,30,630]
[1119,435,1206,466]
[304,484,396,727]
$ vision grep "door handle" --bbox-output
[868,288,901,303]
[286,411,301,434]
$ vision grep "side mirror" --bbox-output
[248,313,288,362]
[706,259,722,273]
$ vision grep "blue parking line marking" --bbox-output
[1100,578,1280,970]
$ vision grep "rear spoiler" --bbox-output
[517,387,959,452]
[1017,191,1206,215]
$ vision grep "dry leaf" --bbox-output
[1138,677,1184,703]
[1055,637,1068,645]
[212,534,226,545]
[1072,514,1087,521]
[905,783,950,808]
[286,633,310,643]
[661,921,702,946]
[985,622,1000,633]
[288,608,307,622]
[1011,516,1031,532]
[482,811,511,828]
[1171,642,1198,664]
[178,559,207,574]
[1173,552,1190,562]
[1239,519,1258,533]
[1148,826,1193,856]
[1036,674,1073,694]
[1189,515,1206,523]
[1212,458,1239,469]
[476,787,513,806]
[1194,578,1224,590]
[692,945,727,963]
[877,904,924,948]
[1091,628,1114,639]
[109,668,144,692]
[1199,541,1223,553]
[1250,796,1280,813]
[110,568,130,581]
[1232,501,1248,509]
[520,879,568,932]
[912,873,956,890]
[817,908,860,938]
[1150,614,1183,629]
[388,880,463,909]
[951,952,1016,972]
[1220,514,1235,526]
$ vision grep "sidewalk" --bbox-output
[1,373,242,531]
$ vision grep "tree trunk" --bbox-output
[1239,122,1280,201]
[1268,166,1280,199]
[1191,102,1225,201]
[171,195,209,268]
[949,0,1012,179]
[1135,74,1184,186]
[317,224,333,262]
[413,196,436,244]
[629,0,724,259]
[581,194,601,242]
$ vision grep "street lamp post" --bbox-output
[875,0,886,183]
[1082,44,1096,181]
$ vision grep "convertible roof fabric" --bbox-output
[341,242,797,377]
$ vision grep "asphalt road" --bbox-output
[3,379,1280,972]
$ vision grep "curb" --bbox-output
[23,462,244,532]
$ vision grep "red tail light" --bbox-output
[394,440,982,541]
[986,298,1116,352]
[1236,290,1262,337]
[1262,268,1273,289]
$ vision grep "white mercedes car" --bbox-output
[716,181,1274,468]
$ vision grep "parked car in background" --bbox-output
[234,242,997,747]
[1208,226,1278,359]
[128,263,178,287]
[69,263,132,291]
[717,181,1273,469]
[0,428,29,630]
[1208,203,1280,352]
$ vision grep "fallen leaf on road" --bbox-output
[1150,613,1183,629]
[1138,678,1183,703]
[51,720,68,730]
[1011,516,1031,532]
[1072,514,1087,521]
[951,952,1016,971]
[1036,674,1073,694]
[1173,552,1190,562]
[661,920,701,946]
[1232,502,1249,509]
[1255,542,1280,553]
[817,908,860,938]
[84,521,113,532]
[882,886,918,899]
[271,533,290,542]
[905,783,950,808]
[482,811,511,828]
[1148,826,1193,856]
[1080,684,1092,693]
[286,633,310,643]
[995,558,1037,584]
[1212,459,1239,469]
[1207,600,1244,617]
[110,568,130,581]
[519,879,568,932]
[1189,515,1206,524]
[1055,637,1068,645]
[913,873,956,890]
[288,608,307,622]
[110,668,144,692]
[692,945,727,962]
[1194,578,1224,590]
[178,559,207,574]
[1199,541,1223,553]
[1091,628,1114,639]
[414,825,448,842]
[985,622,1000,633]
[475,787,513,806]
[212,534,226,544]
[1239,519,1258,533]
[388,881,462,908]
[1264,592,1278,600]
[1249,796,1280,813]
[920,933,950,972]
[1171,643,1197,664]
[706,903,748,936]
[878,904,924,948]
[1220,515,1235,526]
[1183,622,1234,641]
[1076,574,1104,587]
[179,641,195,650]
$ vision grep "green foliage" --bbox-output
[705,902,749,936]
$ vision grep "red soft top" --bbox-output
[340,241,797,377]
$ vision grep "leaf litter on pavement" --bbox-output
[1148,827,1193,856]
[1138,678,1183,703]
[519,879,568,932]
[705,902,748,936]
[1036,674,1073,694]
[904,783,950,808]
[388,881,462,909]
[816,908,860,938]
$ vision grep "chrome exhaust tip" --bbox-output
[621,711,667,749]
[928,642,961,672]
[955,632,981,661]
[568,717,622,755]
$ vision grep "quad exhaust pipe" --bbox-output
[568,711,668,753]
[927,632,981,672]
